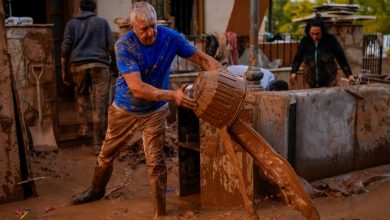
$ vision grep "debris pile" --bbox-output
[304,164,390,198]
[293,3,376,23]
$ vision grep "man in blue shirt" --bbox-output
[71,2,222,218]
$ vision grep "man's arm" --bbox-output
[60,58,72,86]
[291,39,305,73]
[290,38,305,82]
[60,22,73,86]
[123,72,197,110]
[187,50,223,71]
[105,20,117,74]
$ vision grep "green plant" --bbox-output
[386,48,390,57]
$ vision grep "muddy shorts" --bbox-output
[72,66,110,146]
[97,103,169,184]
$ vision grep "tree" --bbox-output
[269,0,390,34]
[355,0,390,34]
[280,0,314,34]
[268,0,290,33]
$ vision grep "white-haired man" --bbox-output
[71,2,222,218]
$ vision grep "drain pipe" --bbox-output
[245,0,263,91]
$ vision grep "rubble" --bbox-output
[310,164,390,198]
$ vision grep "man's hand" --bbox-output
[348,74,355,84]
[290,73,297,84]
[61,68,72,87]
[173,83,197,110]
[123,73,197,109]
[216,65,228,72]
[188,50,222,71]
[61,58,72,86]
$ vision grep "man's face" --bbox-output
[309,26,322,43]
[133,16,157,46]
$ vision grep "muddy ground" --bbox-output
[0,143,389,220]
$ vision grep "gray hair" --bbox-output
[129,2,157,24]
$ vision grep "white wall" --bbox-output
[97,0,236,34]
[204,0,235,33]
[97,0,131,32]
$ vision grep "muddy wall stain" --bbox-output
[0,7,24,203]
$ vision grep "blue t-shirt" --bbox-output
[114,26,197,113]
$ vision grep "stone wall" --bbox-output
[328,24,364,77]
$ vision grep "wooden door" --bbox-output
[46,0,73,101]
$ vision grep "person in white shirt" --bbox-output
[227,65,275,90]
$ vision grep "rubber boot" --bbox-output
[72,164,113,205]
[151,178,166,218]
[93,145,101,155]
[78,124,89,137]
[92,121,104,155]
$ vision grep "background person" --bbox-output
[227,64,275,90]
[290,16,354,88]
[268,79,289,91]
[61,0,115,154]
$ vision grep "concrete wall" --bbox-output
[97,0,130,32]
[251,84,390,181]
[291,88,355,180]
[354,85,390,169]
[328,24,364,76]
[0,16,23,203]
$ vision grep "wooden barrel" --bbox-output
[191,70,246,128]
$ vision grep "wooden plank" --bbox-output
[313,3,360,11]
[293,13,376,23]
[10,74,37,197]
[226,0,269,36]
[0,0,24,204]
[179,147,200,196]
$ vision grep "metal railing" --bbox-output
[362,33,384,75]
[171,35,205,73]
[171,34,302,73]
[258,34,302,67]
[171,33,385,75]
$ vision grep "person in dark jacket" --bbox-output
[290,17,354,88]
[61,0,115,154]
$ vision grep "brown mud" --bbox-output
[192,70,319,219]
[229,119,319,220]
[0,146,389,219]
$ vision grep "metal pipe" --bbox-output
[245,0,263,91]
[268,0,272,33]
[7,0,12,17]
[288,101,297,168]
